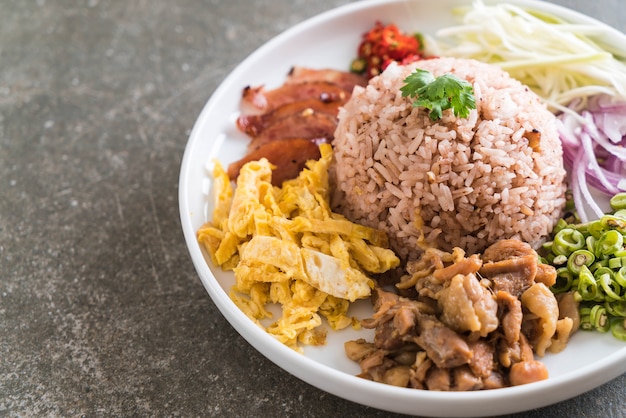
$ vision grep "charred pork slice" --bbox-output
[227,138,321,186]
[286,66,368,93]
[246,111,337,152]
[241,81,349,112]
[236,98,346,137]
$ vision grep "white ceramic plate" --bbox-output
[179,0,626,416]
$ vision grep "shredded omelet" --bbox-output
[197,144,400,352]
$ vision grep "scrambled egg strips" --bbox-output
[197,144,400,351]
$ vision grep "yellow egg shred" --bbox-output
[197,144,400,352]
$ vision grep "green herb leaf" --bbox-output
[400,68,476,121]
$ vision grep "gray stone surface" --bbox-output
[1,0,625,416]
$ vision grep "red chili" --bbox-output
[351,21,423,79]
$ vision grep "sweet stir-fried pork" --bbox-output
[346,239,578,390]
[236,98,346,137]
[241,81,349,113]
[231,67,367,186]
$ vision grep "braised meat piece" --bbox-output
[482,238,535,261]
[437,272,499,337]
[534,262,557,287]
[362,287,472,369]
[432,253,482,281]
[496,290,523,346]
[362,289,419,350]
[412,314,472,369]
[521,282,559,356]
[509,360,549,386]
[425,367,451,391]
[479,239,538,297]
[466,339,496,379]
[346,239,570,391]
[453,366,484,391]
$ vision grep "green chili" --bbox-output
[594,229,624,258]
[615,266,626,288]
[590,259,609,271]
[589,304,610,332]
[566,249,595,275]
[552,218,570,234]
[579,307,593,330]
[597,271,621,301]
[577,265,598,301]
[614,209,626,220]
[600,215,626,234]
[605,301,626,317]
[608,257,623,269]
[544,191,626,342]
[609,192,626,211]
[585,235,597,253]
[551,267,574,294]
[553,228,586,256]
[610,318,626,341]
[587,220,605,239]
[552,254,567,265]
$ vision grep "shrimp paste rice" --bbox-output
[330,57,567,260]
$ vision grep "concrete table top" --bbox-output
[2,0,625,416]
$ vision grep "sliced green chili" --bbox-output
[615,266,626,288]
[589,304,610,332]
[553,228,586,256]
[614,209,626,220]
[577,265,598,301]
[597,271,621,301]
[551,267,574,294]
[552,254,567,265]
[608,257,623,269]
[609,192,626,211]
[587,220,606,239]
[544,191,626,342]
[579,307,593,330]
[566,249,595,275]
[605,301,626,317]
[585,235,597,253]
[600,215,626,234]
[590,259,609,271]
[594,229,624,258]
[610,318,626,341]
[552,218,570,234]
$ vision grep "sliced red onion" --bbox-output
[582,111,626,160]
[588,94,626,143]
[593,112,626,143]
[579,129,620,195]
[569,145,586,222]
[557,93,626,219]
[572,145,604,223]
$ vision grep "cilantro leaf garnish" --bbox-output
[400,68,476,121]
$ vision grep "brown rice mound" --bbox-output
[330,57,567,261]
